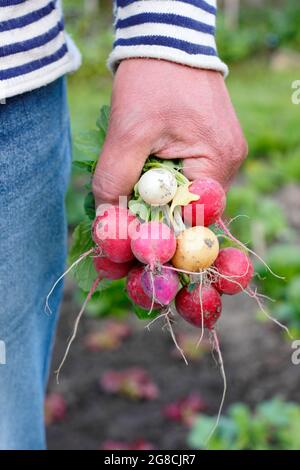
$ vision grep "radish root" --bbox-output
[146,308,188,365]
[55,274,102,383]
[197,272,205,347]
[148,269,156,316]
[45,248,94,314]
[217,218,284,280]
[247,287,293,339]
[205,328,227,446]
[165,309,188,365]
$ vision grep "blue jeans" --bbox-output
[0,78,71,449]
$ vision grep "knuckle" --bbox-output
[92,171,117,203]
[109,109,155,145]
[235,133,248,161]
[220,131,248,165]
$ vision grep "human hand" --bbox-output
[93,58,247,206]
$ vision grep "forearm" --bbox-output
[108,0,228,75]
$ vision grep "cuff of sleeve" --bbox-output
[108,0,228,77]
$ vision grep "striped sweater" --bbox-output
[0,0,227,101]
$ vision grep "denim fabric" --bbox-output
[0,77,71,449]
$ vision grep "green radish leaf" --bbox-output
[132,303,159,320]
[179,272,190,287]
[74,130,103,160]
[74,257,98,294]
[187,282,198,292]
[73,160,95,173]
[96,105,110,134]
[128,198,150,221]
[133,181,140,199]
[69,220,94,261]
[69,220,98,293]
[84,192,96,220]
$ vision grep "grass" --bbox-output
[228,60,300,158]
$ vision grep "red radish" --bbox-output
[141,265,179,305]
[131,221,176,269]
[93,256,134,280]
[182,177,226,227]
[175,284,222,330]
[214,247,254,295]
[126,266,160,310]
[92,206,137,263]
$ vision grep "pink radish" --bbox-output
[175,284,222,330]
[182,177,226,227]
[92,206,137,263]
[213,247,253,295]
[126,266,160,310]
[141,265,179,305]
[93,256,134,280]
[131,221,176,269]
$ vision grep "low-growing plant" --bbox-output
[188,398,300,450]
[255,244,300,336]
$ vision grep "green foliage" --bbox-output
[70,105,111,226]
[84,192,96,220]
[217,1,300,64]
[96,105,110,135]
[188,398,300,450]
[227,65,300,165]
[225,186,290,245]
[216,16,262,64]
[68,220,97,293]
[131,304,159,320]
[79,279,131,318]
[255,244,300,334]
[73,129,103,162]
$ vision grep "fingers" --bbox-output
[182,136,248,192]
[182,157,232,192]
[92,133,149,207]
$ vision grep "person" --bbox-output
[0,0,247,450]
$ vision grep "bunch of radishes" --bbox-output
[51,158,289,389]
[87,167,259,439]
[47,106,290,442]
[91,169,254,335]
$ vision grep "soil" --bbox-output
[46,184,300,450]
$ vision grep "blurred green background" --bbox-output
[47,0,300,450]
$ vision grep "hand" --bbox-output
[93,58,247,206]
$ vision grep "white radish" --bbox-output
[138,169,177,206]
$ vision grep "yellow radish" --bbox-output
[172,226,219,272]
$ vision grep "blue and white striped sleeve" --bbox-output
[108,0,228,76]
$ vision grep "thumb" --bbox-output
[92,134,148,207]
[183,156,232,192]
